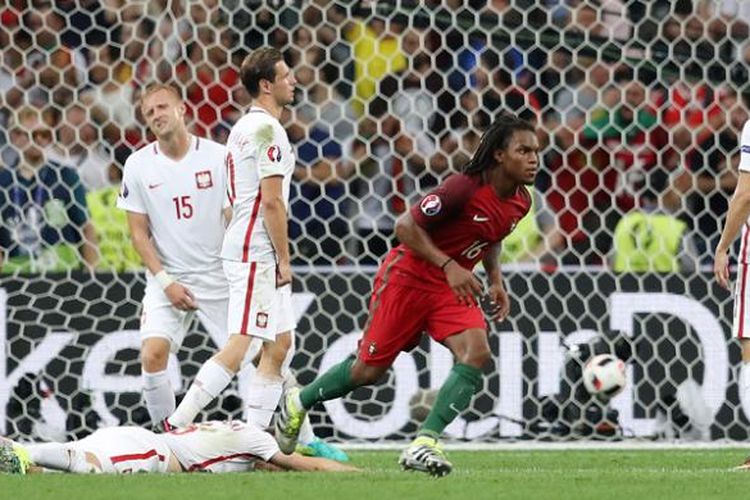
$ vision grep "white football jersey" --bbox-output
[117,135,228,274]
[221,107,295,263]
[738,120,750,263]
[161,420,279,473]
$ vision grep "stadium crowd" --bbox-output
[1,0,748,272]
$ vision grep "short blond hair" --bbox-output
[138,83,183,108]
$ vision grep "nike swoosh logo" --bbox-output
[473,215,490,222]
[148,183,163,189]
[449,403,461,414]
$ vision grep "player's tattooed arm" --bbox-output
[395,211,482,305]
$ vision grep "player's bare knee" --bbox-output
[455,340,491,368]
[214,349,241,374]
[461,346,491,368]
[262,334,292,365]
[141,341,169,372]
[446,329,491,368]
[272,332,293,354]
[215,337,251,373]
[350,359,386,385]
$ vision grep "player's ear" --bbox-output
[493,148,504,165]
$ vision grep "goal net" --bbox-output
[0,0,745,443]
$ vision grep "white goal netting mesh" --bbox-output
[0,0,746,443]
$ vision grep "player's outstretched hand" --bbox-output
[714,249,730,290]
[165,282,198,311]
[484,283,510,322]
[444,260,483,306]
[276,261,292,288]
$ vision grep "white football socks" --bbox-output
[169,358,234,428]
[26,443,93,473]
[143,370,175,424]
[244,373,284,429]
[298,414,315,444]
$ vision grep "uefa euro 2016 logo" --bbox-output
[420,194,442,216]
[266,145,282,163]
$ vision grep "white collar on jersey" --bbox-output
[248,106,276,118]
[153,135,200,159]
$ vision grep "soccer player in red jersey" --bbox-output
[276,112,539,476]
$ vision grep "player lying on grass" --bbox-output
[0,420,358,474]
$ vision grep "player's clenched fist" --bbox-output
[276,261,292,288]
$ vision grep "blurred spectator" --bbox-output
[82,45,138,132]
[85,161,141,272]
[612,177,697,273]
[290,127,353,265]
[0,108,98,272]
[540,113,601,264]
[681,123,739,260]
[499,188,555,264]
[0,0,747,272]
[346,16,407,115]
[580,77,671,259]
[47,104,114,191]
[348,113,421,264]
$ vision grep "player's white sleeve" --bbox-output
[256,123,289,179]
[116,156,147,214]
[739,120,750,172]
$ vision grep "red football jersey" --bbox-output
[380,173,531,291]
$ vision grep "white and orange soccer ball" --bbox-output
[582,354,627,401]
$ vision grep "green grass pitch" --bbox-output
[1,450,748,500]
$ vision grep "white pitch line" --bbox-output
[338,441,750,451]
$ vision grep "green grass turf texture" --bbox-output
[1,450,748,500]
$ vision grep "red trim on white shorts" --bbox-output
[239,261,258,335]
[241,192,263,262]
[739,224,750,338]
[110,448,166,464]
[187,453,256,472]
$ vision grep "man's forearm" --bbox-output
[263,198,290,263]
[131,233,165,275]
[481,243,503,286]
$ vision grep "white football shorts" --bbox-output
[223,259,295,341]
[140,268,229,352]
[70,427,172,474]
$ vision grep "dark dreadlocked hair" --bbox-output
[461,112,535,175]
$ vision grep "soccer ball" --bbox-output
[409,388,438,423]
[582,354,627,400]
